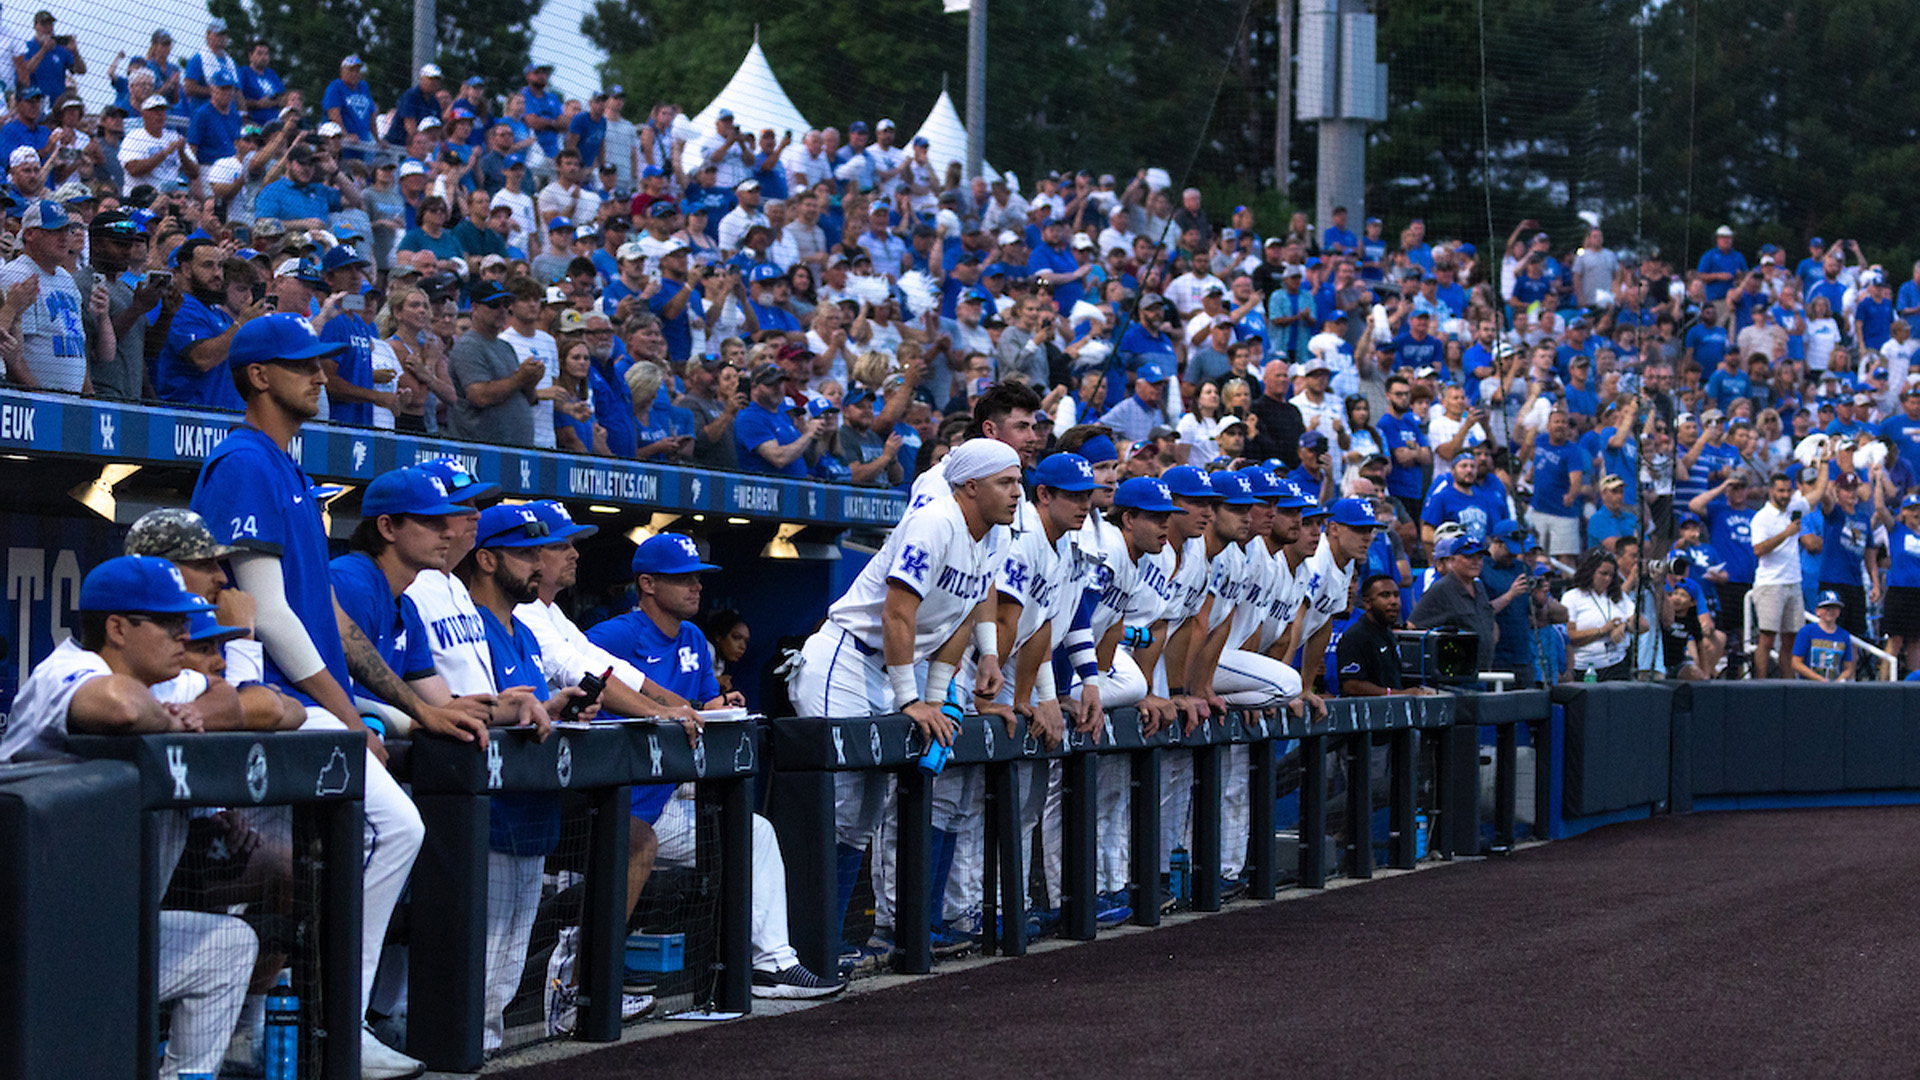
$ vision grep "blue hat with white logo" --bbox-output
[632,533,719,575]
[226,313,347,369]
[1328,497,1381,528]
[1270,477,1315,510]
[805,394,839,419]
[1135,362,1170,384]
[475,504,563,549]
[749,263,784,283]
[187,609,248,644]
[1160,465,1217,500]
[78,555,216,615]
[1213,470,1261,506]
[1033,452,1105,492]
[1815,589,1844,610]
[19,199,70,231]
[527,500,597,542]
[361,466,472,519]
[417,457,498,503]
[1239,467,1283,502]
[321,245,369,273]
[1434,535,1485,559]
[1113,477,1182,513]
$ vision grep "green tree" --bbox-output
[208,0,543,117]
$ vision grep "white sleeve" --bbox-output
[230,551,327,684]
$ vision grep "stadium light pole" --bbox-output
[414,0,436,79]
[966,0,986,181]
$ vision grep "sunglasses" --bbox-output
[123,613,190,635]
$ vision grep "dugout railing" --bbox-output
[391,720,757,1075]
[69,730,369,1080]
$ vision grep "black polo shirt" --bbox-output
[1336,613,1403,692]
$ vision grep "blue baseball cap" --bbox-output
[19,199,69,231]
[1327,497,1382,529]
[1434,535,1485,559]
[361,467,473,518]
[1815,589,1844,610]
[321,245,369,273]
[527,500,598,541]
[961,286,993,304]
[1113,477,1183,513]
[1135,362,1170,384]
[187,609,248,644]
[227,314,347,369]
[417,457,498,503]
[641,164,665,179]
[1301,502,1330,520]
[806,394,839,419]
[1902,494,1920,512]
[474,504,560,549]
[1809,236,1826,248]
[1240,466,1283,501]
[1160,465,1217,500]
[1270,478,1315,510]
[1077,434,1119,465]
[1676,510,1703,528]
[546,216,573,231]
[1489,519,1530,544]
[1212,469,1261,506]
[503,153,526,169]
[633,533,719,575]
[1032,452,1105,492]
[646,201,677,218]
[1299,430,1329,452]
[749,263,784,283]
[78,555,215,615]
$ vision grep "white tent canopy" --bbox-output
[679,40,815,173]
[909,89,998,184]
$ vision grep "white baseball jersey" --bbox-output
[1205,540,1251,632]
[829,495,1001,659]
[515,598,648,696]
[1232,537,1276,649]
[1296,534,1357,646]
[996,500,1077,654]
[1263,551,1312,652]
[499,326,560,450]
[1081,514,1151,643]
[3,639,201,761]
[406,569,496,696]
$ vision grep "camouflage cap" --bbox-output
[124,508,235,561]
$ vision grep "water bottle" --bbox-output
[1583,666,1598,684]
[919,679,963,774]
[1414,812,1430,860]
[264,976,298,1080]
[1168,846,1191,903]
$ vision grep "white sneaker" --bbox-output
[621,992,657,1020]
[551,980,657,1035]
[359,1024,425,1079]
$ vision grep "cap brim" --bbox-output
[189,622,249,643]
[152,595,218,615]
[636,560,720,575]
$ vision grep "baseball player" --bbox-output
[453,504,622,1046]
[1074,475,1186,920]
[1174,468,1302,894]
[927,451,1101,940]
[1294,497,1383,702]
[788,438,1022,956]
[125,508,264,687]
[880,381,1043,947]
[1,556,255,1080]
[588,533,844,999]
[190,313,480,1079]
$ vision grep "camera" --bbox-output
[1666,555,1692,577]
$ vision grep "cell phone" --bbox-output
[264,293,279,312]
[145,270,172,292]
[1790,509,1803,522]
[250,281,267,303]
[342,293,365,313]
[54,35,71,47]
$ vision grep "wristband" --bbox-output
[1083,673,1106,695]
[887,664,920,711]
[1169,686,1187,697]
[1034,662,1057,703]
[972,621,998,661]
[926,660,956,706]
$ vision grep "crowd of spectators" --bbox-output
[0,9,1910,685]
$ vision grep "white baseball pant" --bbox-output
[157,911,258,1080]
[654,794,801,973]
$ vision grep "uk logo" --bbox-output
[1003,560,1029,593]
[167,745,191,800]
[898,544,931,582]
[487,741,504,788]
[678,646,701,673]
[648,734,664,774]
[98,412,115,451]
[520,459,532,488]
